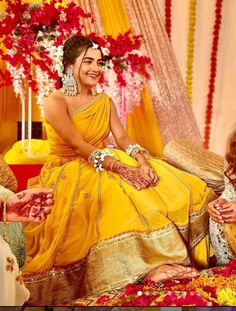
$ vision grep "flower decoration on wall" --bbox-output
[0,0,153,118]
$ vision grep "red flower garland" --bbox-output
[204,0,223,149]
[165,0,172,40]
[0,0,153,92]
[90,259,236,306]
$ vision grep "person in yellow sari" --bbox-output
[22,35,216,305]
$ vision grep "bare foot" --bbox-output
[145,264,199,283]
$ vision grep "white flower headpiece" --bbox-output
[91,41,99,49]
[55,44,64,77]
[101,47,110,56]
[90,40,110,58]
[54,40,108,78]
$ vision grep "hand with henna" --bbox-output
[2,188,54,222]
[207,197,227,223]
[138,161,159,187]
[218,200,236,224]
[107,160,154,190]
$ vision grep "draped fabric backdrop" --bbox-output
[95,0,164,156]
[0,0,235,156]
[157,0,236,155]
[123,0,202,144]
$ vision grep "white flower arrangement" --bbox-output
[54,45,64,78]
[7,63,25,101]
[35,67,55,116]
[96,50,150,121]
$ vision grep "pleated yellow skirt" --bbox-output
[22,148,215,300]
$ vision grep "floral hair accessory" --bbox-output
[101,47,110,56]
[90,41,99,50]
[55,45,64,77]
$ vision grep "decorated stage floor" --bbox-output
[71,259,236,306]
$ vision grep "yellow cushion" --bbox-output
[163,139,224,193]
[4,139,50,164]
[0,155,18,192]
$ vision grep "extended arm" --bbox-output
[0,188,54,222]
[109,99,158,185]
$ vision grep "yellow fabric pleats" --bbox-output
[96,0,130,37]
[23,94,216,300]
[96,0,163,157]
[126,85,163,157]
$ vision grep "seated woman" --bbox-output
[0,187,53,306]
[22,35,216,304]
[208,128,236,265]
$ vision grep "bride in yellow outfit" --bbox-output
[22,35,215,304]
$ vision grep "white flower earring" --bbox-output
[62,68,78,96]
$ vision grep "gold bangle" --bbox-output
[109,159,119,172]
[3,197,7,223]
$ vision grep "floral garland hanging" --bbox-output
[165,0,172,40]
[203,0,223,149]
[186,0,197,103]
[0,0,153,117]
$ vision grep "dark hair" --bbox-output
[225,128,236,189]
[62,35,102,71]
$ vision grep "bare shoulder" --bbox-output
[45,90,65,105]
[44,90,69,123]
[44,90,67,113]
[108,97,117,111]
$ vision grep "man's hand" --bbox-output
[207,197,227,223]
[219,200,236,224]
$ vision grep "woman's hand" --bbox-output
[6,188,54,222]
[219,200,236,224]
[138,162,159,187]
[109,160,153,190]
[207,197,227,223]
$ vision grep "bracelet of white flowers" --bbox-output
[125,144,150,160]
[88,149,115,171]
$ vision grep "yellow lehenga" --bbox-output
[22,93,215,304]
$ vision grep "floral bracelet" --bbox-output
[125,144,150,160]
[88,149,115,172]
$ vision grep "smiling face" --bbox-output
[70,47,103,91]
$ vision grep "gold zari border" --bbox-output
[24,224,194,305]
